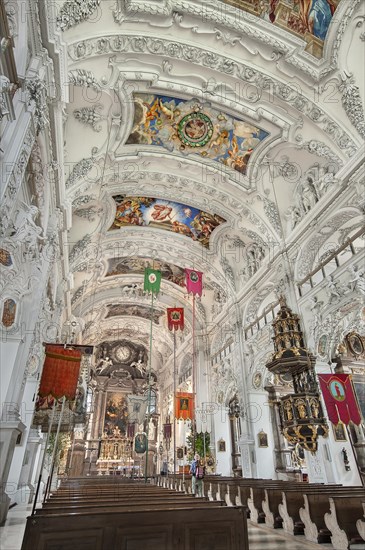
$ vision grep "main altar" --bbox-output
[96,431,139,475]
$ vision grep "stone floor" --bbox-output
[247,522,332,550]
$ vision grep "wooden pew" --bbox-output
[22,506,248,550]
[23,480,248,550]
[299,490,346,544]
[324,494,365,550]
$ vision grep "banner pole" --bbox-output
[31,399,57,515]
[44,395,66,502]
[173,330,177,479]
[144,290,154,483]
[182,420,185,485]
[192,293,196,454]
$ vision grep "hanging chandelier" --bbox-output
[265,297,328,453]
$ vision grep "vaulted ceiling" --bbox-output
[45,0,364,368]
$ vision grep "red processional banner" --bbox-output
[163,423,172,439]
[175,392,194,421]
[127,423,136,439]
[167,308,184,331]
[185,269,203,297]
[38,345,82,400]
[318,374,362,425]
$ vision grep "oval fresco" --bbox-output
[2,298,17,327]
[0,248,13,267]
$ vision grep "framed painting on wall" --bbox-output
[258,430,268,448]
[217,439,226,452]
[332,422,347,442]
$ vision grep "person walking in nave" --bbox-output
[189,453,205,497]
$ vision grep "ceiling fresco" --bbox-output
[108,195,226,248]
[126,94,268,175]
[222,0,339,57]
[105,256,186,287]
[105,304,164,324]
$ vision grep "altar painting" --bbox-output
[104,392,128,436]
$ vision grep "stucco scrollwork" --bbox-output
[67,35,357,157]
[57,0,101,31]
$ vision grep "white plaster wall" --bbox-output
[0,340,21,417]
[214,411,232,476]
[7,376,39,504]
[248,391,277,479]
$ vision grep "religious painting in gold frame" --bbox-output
[332,422,347,442]
[217,439,226,452]
[346,332,364,357]
[258,430,268,448]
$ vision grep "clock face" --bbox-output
[115,345,131,363]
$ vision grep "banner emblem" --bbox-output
[329,379,346,402]
[167,308,184,331]
[185,268,203,296]
[189,271,199,282]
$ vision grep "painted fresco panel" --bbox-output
[106,256,185,287]
[109,194,226,248]
[221,0,338,55]
[126,94,268,175]
[106,304,164,324]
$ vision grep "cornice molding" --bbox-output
[66,33,358,158]
[111,0,361,82]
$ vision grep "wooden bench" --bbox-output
[23,480,248,550]
[324,494,365,550]
[298,489,354,544]
[278,487,362,539]
[22,506,248,550]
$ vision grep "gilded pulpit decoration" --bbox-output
[265,297,328,453]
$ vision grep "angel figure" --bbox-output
[130,358,146,377]
[348,265,365,295]
[326,275,342,303]
[96,356,113,375]
[9,202,44,252]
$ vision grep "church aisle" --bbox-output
[247,522,333,550]
[0,503,31,550]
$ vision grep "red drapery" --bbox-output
[127,423,136,439]
[39,345,82,400]
[163,423,172,439]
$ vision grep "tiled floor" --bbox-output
[247,522,332,550]
[0,504,347,550]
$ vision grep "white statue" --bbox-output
[326,275,342,303]
[348,265,365,295]
[309,296,323,336]
[10,203,44,252]
[96,356,113,375]
[300,180,318,213]
[130,357,145,377]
